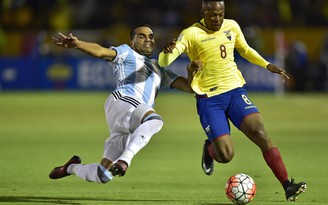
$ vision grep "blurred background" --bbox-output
[0,0,328,92]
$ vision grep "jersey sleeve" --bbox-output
[158,29,189,67]
[234,22,270,69]
[160,67,180,88]
[108,44,130,64]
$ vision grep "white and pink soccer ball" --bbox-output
[225,173,257,205]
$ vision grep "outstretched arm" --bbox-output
[171,60,203,93]
[236,46,289,82]
[52,33,117,61]
[234,22,289,82]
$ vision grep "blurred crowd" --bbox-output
[0,0,328,91]
[1,0,328,30]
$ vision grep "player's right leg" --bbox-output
[49,155,81,179]
[210,135,234,163]
[196,94,234,175]
[66,158,115,183]
[63,134,127,183]
[201,139,214,175]
[201,134,234,175]
[49,155,116,183]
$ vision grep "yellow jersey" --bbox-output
[158,19,270,97]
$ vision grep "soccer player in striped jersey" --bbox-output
[49,24,202,183]
[158,0,306,201]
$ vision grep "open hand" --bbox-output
[267,64,290,83]
[52,33,79,48]
[188,60,203,75]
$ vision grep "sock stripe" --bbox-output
[143,113,162,123]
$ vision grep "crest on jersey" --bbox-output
[224,30,232,41]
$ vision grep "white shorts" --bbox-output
[102,91,154,162]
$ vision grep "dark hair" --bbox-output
[129,23,154,40]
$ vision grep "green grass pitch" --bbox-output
[0,91,327,204]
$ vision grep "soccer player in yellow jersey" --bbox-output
[158,0,306,201]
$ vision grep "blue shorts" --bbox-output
[196,87,259,141]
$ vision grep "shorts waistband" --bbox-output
[195,94,208,98]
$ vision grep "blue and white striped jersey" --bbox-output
[107,44,179,107]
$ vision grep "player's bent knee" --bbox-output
[130,104,157,133]
[220,155,233,163]
[216,150,234,163]
[217,155,233,163]
[97,165,114,183]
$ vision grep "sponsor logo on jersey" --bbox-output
[201,36,216,42]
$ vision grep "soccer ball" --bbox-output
[225,173,256,205]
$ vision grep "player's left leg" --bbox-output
[230,88,306,200]
[226,88,288,185]
[240,113,307,200]
[107,115,163,177]
[239,113,289,184]
[228,88,289,185]
[117,104,164,167]
[284,178,307,201]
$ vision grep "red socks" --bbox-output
[263,147,288,185]
[208,143,288,185]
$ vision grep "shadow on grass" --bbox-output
[0,196,233,205]
[0,196,81,204]
[200,203,232,205]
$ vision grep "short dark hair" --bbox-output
[129,23,154,40]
